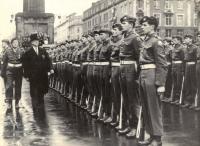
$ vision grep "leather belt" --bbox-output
[141,64,156,70]
[73,64,81,67]
[186,61,195,65]
[88,62,94,65]
[95,62,109,66]
[8,63,22,68]
[172,61,182,64]
[167,62,171,65]
[82,62,89,65]
[111,62,120,67]
[120,60,136,65]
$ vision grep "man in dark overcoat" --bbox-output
[22,33,53,110]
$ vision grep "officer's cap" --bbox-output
[82,34,89,38]
[112,23,123,31]
[88,32,94,37]
[184,34,193,39]
[120,15,136,24]
[30,33,39,42]
[93,30,100,35]
[164,37,172,42]
[172,35,182,41]
[197,32,200,36]
[140,16,159,28]
[99,29,112,36]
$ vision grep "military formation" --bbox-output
[48,15,170,146]
[1,14,200,146]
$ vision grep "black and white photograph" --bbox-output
[0,0,200,146]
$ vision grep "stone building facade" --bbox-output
[54,13,83,43]
[83,0,198,38]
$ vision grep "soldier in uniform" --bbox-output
[110,23,123,127]
[92,31,103,117]
[181,34,197,109]
[22,33,53,111]
[163,38,173,102]
[1,39,10,86]
[118,15,141,137]
[86,33,97,114]
[98,29,112,123]
[195,32,200,111]
[170,36,185,104]
[138,16,168,146]
[79,35,90,108]
[1,38,24,110]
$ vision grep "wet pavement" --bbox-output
[0,78,200,146]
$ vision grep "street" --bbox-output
[0,78,199,146]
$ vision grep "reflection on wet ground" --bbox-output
[0,79,200,146]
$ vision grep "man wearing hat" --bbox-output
[22,33,53,111]
[170,35,185,104]
[110,23,123,127]
[118,15,141,138]
[86,33,97,115]
[1,38,24,110]
[92,30,103,118]
[195,32,200,111]
[138,16,168,146]
[98,29,112,123]
[181,34,198,109]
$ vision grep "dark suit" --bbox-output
[22,47,52,109]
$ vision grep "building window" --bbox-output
[166,14,172,26]
[153,13,161,25]
[154,0,160,9]
[165,29,172,37]
[177,14,184,26]
[177,0,183,10]
[138,0,142,9]
[165,0,172,10]
[104,13,108,22]
[177,29,184,36]
[104,24,109,28]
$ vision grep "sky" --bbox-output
[0,0,97,40]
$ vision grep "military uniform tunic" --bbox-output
[1,47,24,103]
[139,33,168,136]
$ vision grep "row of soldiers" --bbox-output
[163,34,200,111]
[47,15,199,146]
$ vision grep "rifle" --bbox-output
[136,106,143,139]
[119,93,123,129]
[179,75,185,104]
[195,89,198,107]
